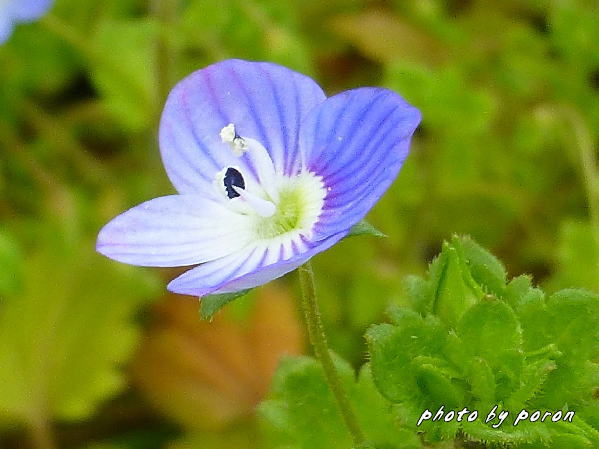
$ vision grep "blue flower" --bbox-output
[97,59,421,297]
[0,0,53,44]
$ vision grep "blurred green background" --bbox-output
[1,0,598,448]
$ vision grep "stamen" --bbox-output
[233,186,276,217]
[220,123,248,156]
[218,123,279,202]
[223,167,245,199]
[241,138,279,202]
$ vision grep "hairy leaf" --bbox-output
[260,356,420,449]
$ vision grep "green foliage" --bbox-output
[260,356,422,449]
[1,0,599,447]
[262,238,599,448]
[366,236,599,447]
[0,234,159,427]
[181,0,314,74]
[90,19,159,131]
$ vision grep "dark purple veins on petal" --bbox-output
[224,167,245,199]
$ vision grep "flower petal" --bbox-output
[299,87,421,239]
[0,13,14,44]
[11,0,53,21]
[167,232,346,297]
[96,195,253,267]
[159,59,326,194]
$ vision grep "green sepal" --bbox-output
[199,289,253,320]
[346,220,387,238]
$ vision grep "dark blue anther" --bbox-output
[223,167,245,199]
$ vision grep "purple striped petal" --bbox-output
[300,88,421,240]
[167,232,346,297]
[96,195,253,267]
[159,59,326,194]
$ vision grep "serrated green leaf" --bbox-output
[457,298,523,400]
[199,289,253,320]
[260,355,355,449]
[513,287,549,353]
[466,357,496,408]
[538,289,599,408]
[506,358,556,410]
[506,275,537,310]
[353,365,422,449]
[452,235,507,297]
[0,237,159,425]
[366,311,446,403]
[260,356,417,449]
[414,363,464,408]
[365,238,599,446]
[403,275,430,315]
[546,289,599,358]
[346,220,386,238]
[431,242,482,327]
[440,330,469,370]
[457,298,522,367]
[386,304,422,327]
[260,356,350,449]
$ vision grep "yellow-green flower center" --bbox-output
[254,172,325,240]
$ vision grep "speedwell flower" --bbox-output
[97,59,421,297]
[0,0,53,44]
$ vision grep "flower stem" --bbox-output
[298,261,365,446]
